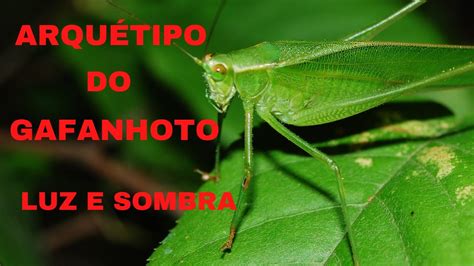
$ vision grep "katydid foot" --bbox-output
[220,227,236,251]
[194,169,219,182]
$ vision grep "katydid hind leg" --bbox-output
[221,102,255,251]
[344,0,426,41]
[258,111,360,265]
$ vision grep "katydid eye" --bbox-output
[211,63,227,80]
[213,64,227,74]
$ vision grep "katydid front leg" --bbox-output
[221,102,254,251]
[258,110,360,266]
[213,112,226,180]
[195,112,226,182]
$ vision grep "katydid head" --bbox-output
[174,43,235,113]
[201,53,236,113]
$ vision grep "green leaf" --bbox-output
[148,124,474,264]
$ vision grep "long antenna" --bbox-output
[204,0,227,53]
[173,43,202,66]
[106,0,149,24]
[106,0,204,64]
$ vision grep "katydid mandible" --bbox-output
[181,0,474,264]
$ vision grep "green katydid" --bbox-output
[178,0,474,264]
[108,0,474,264]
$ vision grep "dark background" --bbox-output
[0,0,472,265]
